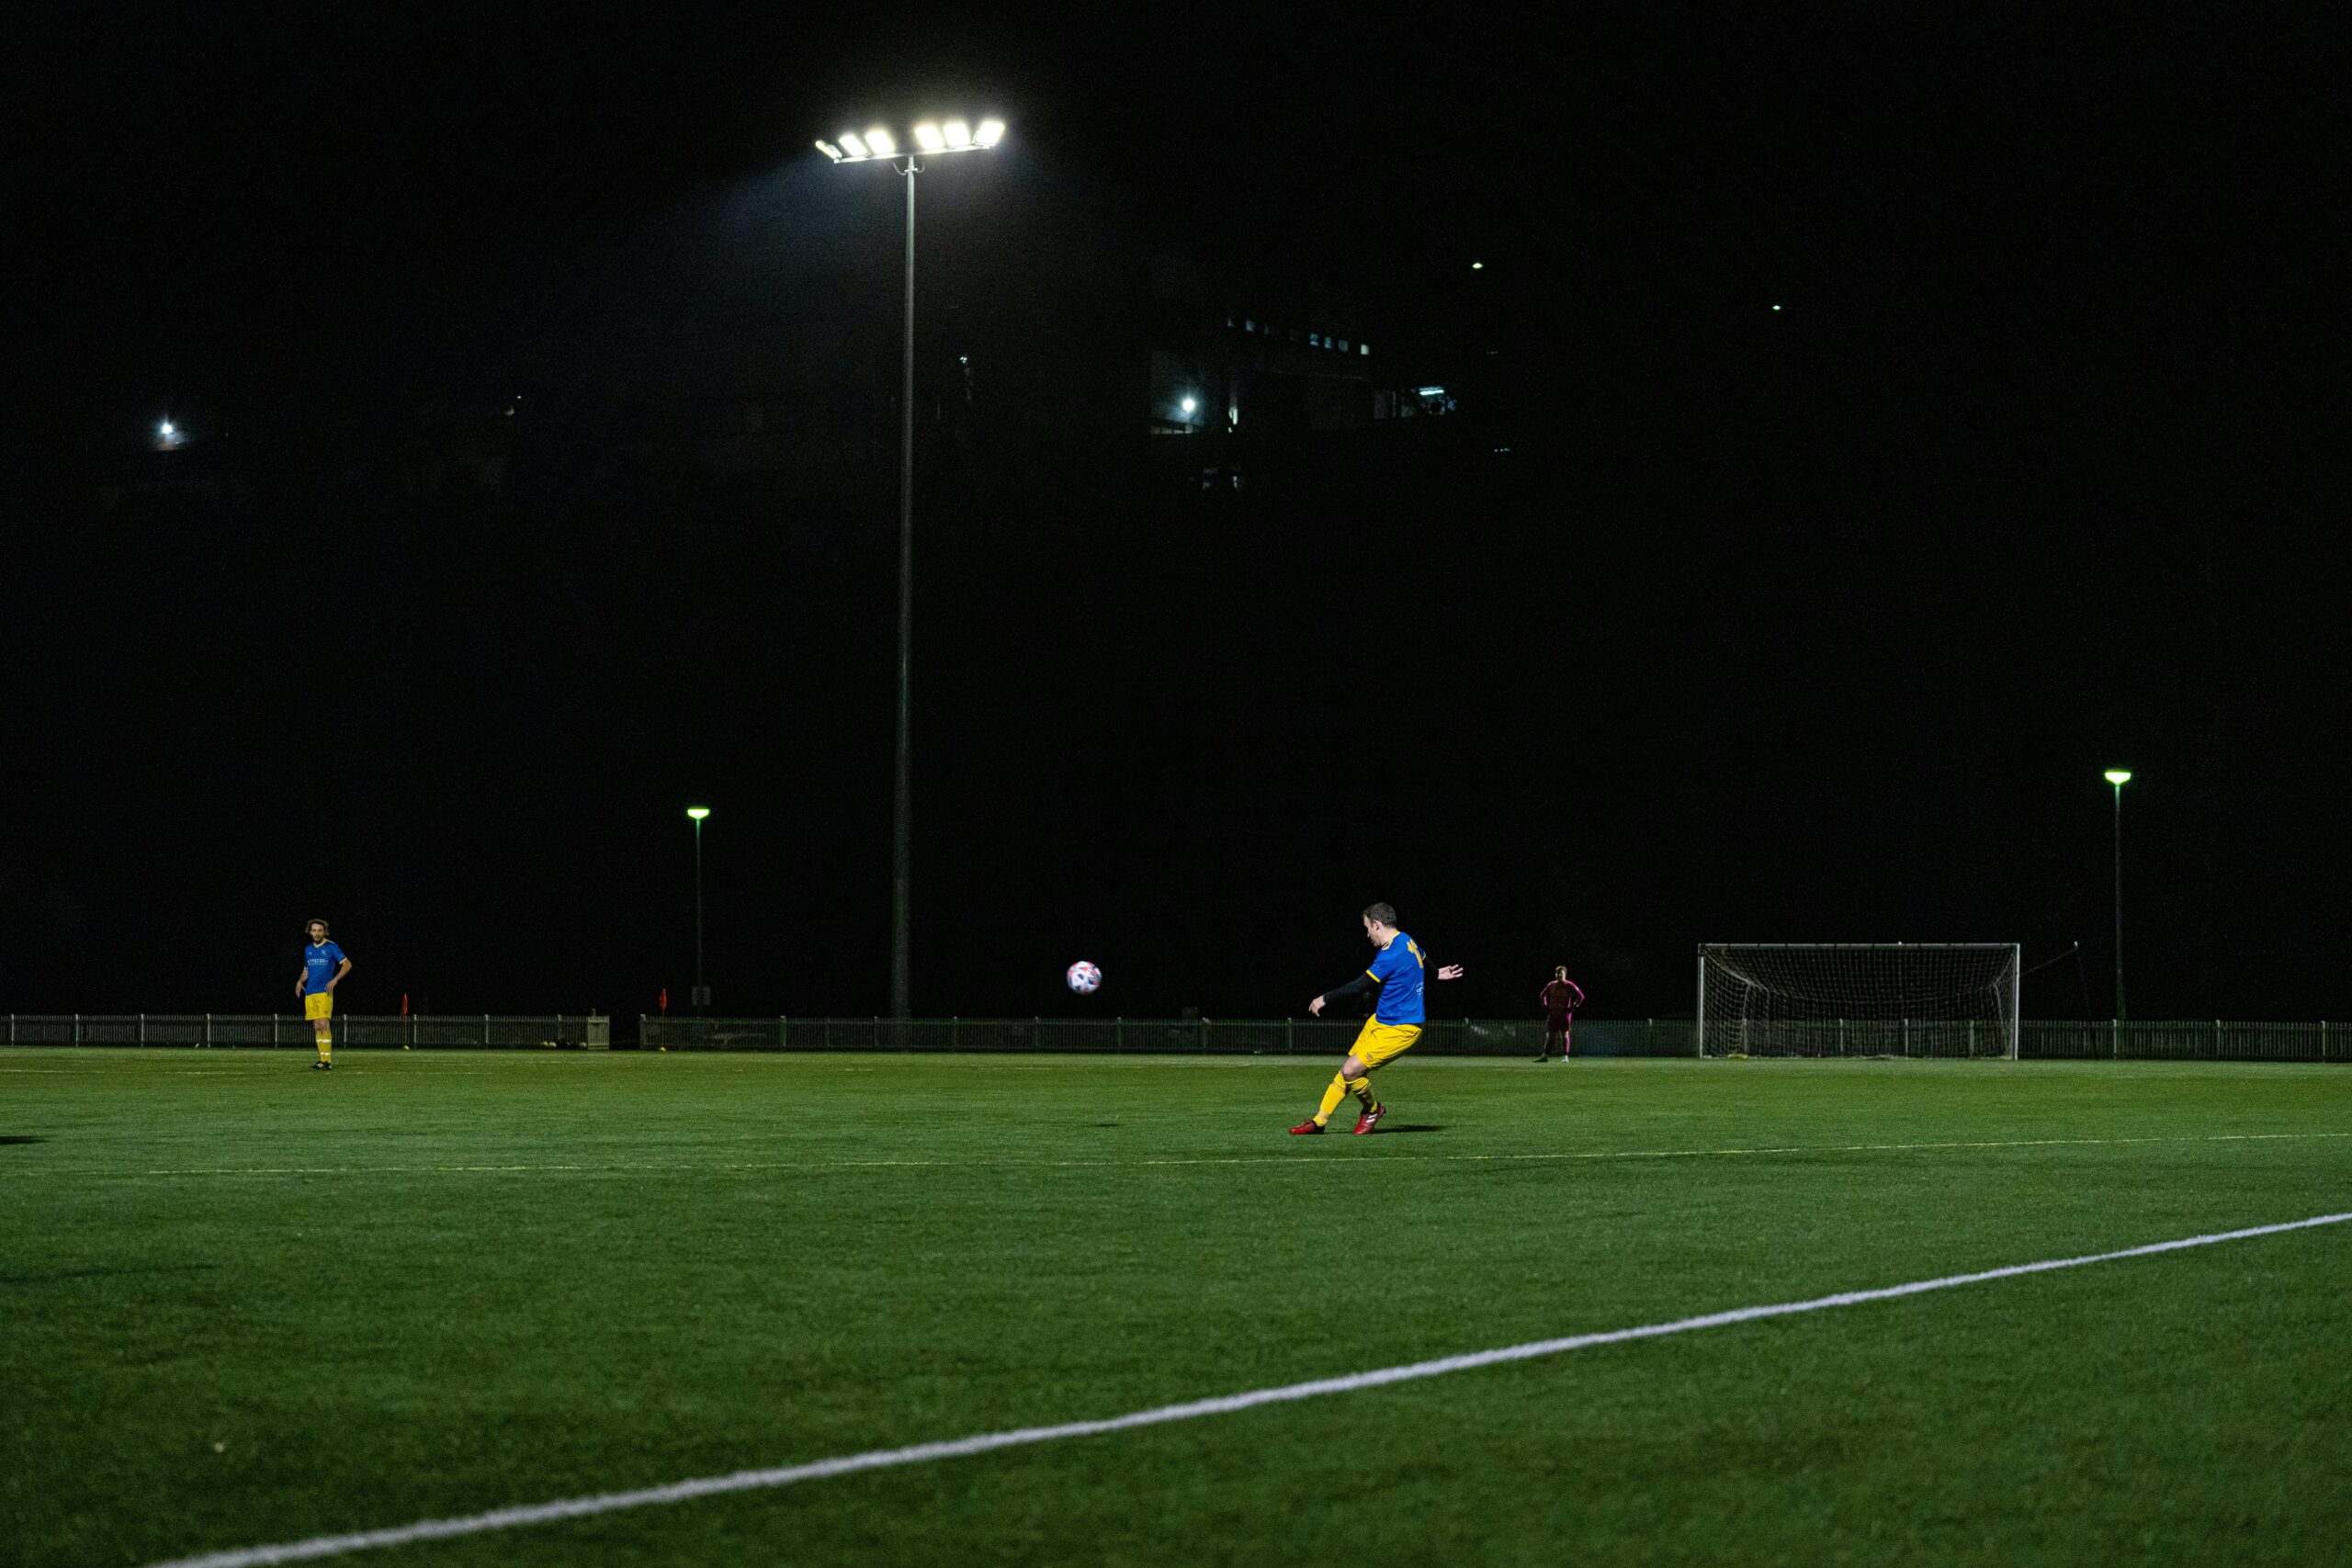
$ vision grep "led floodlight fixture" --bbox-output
[819,117,1004,164]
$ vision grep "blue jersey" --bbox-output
[1365,932,1429,1025]
[302,941,346,996]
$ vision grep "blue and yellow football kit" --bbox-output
[1351,932,1428,1066]
[303,941,346,1019]
[1308,932,1430,1129]
[302,940,346,1064]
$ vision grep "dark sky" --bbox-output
[5,6,2348,1021]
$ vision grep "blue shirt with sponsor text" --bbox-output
[1365,932,1428,1025]
[303,942,346,996]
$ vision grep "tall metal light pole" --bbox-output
[818,116,1004,1021]
[2103,771,2131,1020]
[687,807,712,1014]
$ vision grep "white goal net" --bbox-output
[1696,943,2020,1059]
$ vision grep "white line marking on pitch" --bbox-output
[139,1210,2352,1568]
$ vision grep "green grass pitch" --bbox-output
[5,1049,2348,1567]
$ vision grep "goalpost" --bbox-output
[1695,943,2021,1059]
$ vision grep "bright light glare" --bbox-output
[943,119,971,148]
[840,131,870,158]
[1180,397,1196,414]
[2104,771,2132,786]
[865,127,897,156]
[1471,261,1484,270]
[913,123,944,152]
[814,139,844,161]
[975,118,1005,148]
[686,807,712,820]
[158,421,175,436]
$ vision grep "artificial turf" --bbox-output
[3,1049,2347,1567]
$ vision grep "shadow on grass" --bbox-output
[0,1262,219,1287]
[0,1135,48,1145]
[1376,1123,1446,1134]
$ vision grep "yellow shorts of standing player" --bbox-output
[1351,1018,1422,1069]
[303,993,334,1021]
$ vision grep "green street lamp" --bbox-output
[686,807,712,1013]
[2102,772,2131,1019]
[818,115,1005,1021]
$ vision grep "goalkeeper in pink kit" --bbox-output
[1535,966,1585,1062]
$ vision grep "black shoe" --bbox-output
[311,1060,332,1070]
[1532,1054,1547,1063]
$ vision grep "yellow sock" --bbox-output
[1348,1075,1374,1109]
[1315,1072,1349,1126]
[319,1035,332,1060]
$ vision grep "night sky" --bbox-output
[6,6,2347,1021]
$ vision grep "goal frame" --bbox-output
[1695,942,2022,1060]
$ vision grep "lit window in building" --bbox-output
[1359,343,1371,355]
[1244,318,1255,333]
[1338,339,1349,352]
[1309,333,1321,347]
[1227,314,1236,328]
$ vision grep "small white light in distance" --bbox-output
[1227,406,1238,423]
[840,131,870,158]
[913,123,944,152]
[975,118,1005,147]
[943,119,971,148]
[1180,397,1196,414]
[865,127,897,156]
[159,420,175,437]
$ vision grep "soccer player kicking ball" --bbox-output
[1291,903,1464,1135]
[295,919,351,1069]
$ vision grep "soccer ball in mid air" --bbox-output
[1066,961,1103,994]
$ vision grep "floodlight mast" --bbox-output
[818,118,1004,1022]
[686,807,712,1014]
[2104,771,2131,1019]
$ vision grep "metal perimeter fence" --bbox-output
[0,1014,2346,1062]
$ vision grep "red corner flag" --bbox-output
[660,987,669,1017]
[401,992,410,1016]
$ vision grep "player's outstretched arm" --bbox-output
[1437,964,1464,980]
[1310,971,1379,1016]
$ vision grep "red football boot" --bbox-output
[1352,1102,1387,1135]
[1288,1120,1324,1135]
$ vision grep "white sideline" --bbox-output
[143,1211,2352,1568]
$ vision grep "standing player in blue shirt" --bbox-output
[294,919,351,1069]
[1291,903,1464,1134]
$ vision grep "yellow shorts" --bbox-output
[303,993,334,1021]
[1350,1019,1422,1069]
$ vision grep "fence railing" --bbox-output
[0,1014,606,1048]
[0,1015,2342,1062]
[636,1016,1697,1056]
